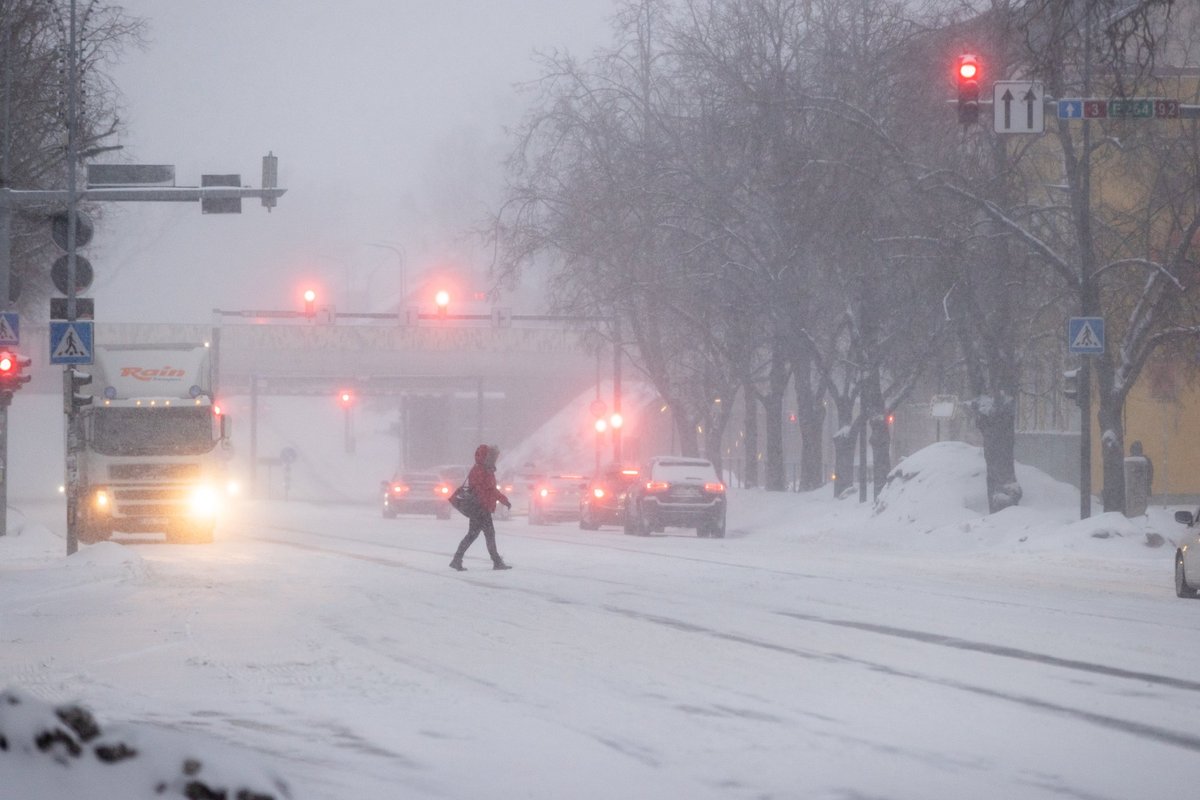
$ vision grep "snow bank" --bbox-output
[0,688,292,800]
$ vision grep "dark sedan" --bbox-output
[382,471,453,519]
[579,467,640,530]
[529,474,588,525]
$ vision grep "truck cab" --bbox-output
[75,343,232,544]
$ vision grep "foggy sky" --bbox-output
[93,0,615,322]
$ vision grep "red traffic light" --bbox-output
[0,350,31,394]
[955,54,981,125]
[434,289,450,316]
[338,390,354,406]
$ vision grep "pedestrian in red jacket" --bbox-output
[450,444,512,570]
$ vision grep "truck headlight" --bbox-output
[189,485,220,518]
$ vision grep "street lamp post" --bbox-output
[367,242,406,305]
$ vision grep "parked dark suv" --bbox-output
[579,466,640,530]
[624,457,726,538]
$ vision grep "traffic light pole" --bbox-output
[0,393,9,537]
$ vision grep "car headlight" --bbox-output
[92,488,111,514]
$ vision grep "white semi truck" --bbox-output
[74,342,231,544]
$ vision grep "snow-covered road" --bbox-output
[4,482,1198,799]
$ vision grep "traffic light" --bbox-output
[0,350,31,396]
[956,53,981,125]
[435,289,450,317]
[66,366,92,413]
[338,389,354,407]
[303,288,317,318]
[1063,368,1079,404]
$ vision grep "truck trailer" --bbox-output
[74,343,231,544]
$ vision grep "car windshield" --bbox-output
[398,473,441,485]
[91,406,216,457]
[437,466,468,484]
[602,470,639,487]
[542,475,586,490]
[651,460,718,483]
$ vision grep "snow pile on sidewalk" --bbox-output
[0,688,292,800]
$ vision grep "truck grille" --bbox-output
[108,463,200,481]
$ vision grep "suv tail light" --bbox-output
[644,481,670,493]
[593,487,606,499]
[704,482,726,494]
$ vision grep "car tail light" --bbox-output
[704,482,726,494]
[538,487,552,498]
[390,483,409,495]
[644,481,670,493]
[621,469,640,476]
[436,484,450,495]
[593,487,606,499]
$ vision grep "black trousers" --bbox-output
[453,512,501,563]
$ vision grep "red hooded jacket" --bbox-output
[468,444,509,514]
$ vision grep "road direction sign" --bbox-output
[994,81,1045,134]
[1058,99,1083,119]
[1058,98,1181,120]
[49,320,93,365]
[1068,317,1105,355]
[0,312,18,345]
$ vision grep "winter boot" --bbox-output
[449,557,466,571]
[493,560,512,570]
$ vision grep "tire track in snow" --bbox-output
[778,611,1200,693]
[240,522,1200,752]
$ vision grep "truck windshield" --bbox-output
[91,406,216,457]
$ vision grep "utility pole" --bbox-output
[0,0,286,554]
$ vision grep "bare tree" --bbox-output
[1,0,142,314]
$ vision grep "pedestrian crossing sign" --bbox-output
[0,312,18,345]
[1068,317,1104,355]
[49,320,94,365]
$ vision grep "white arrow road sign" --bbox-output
[994,81,1045,134]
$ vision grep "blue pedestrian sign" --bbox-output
[1068,317,1104,355]
[49,320,94,365]
[0,312,18,345]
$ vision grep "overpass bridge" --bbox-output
[20,317,617,471]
